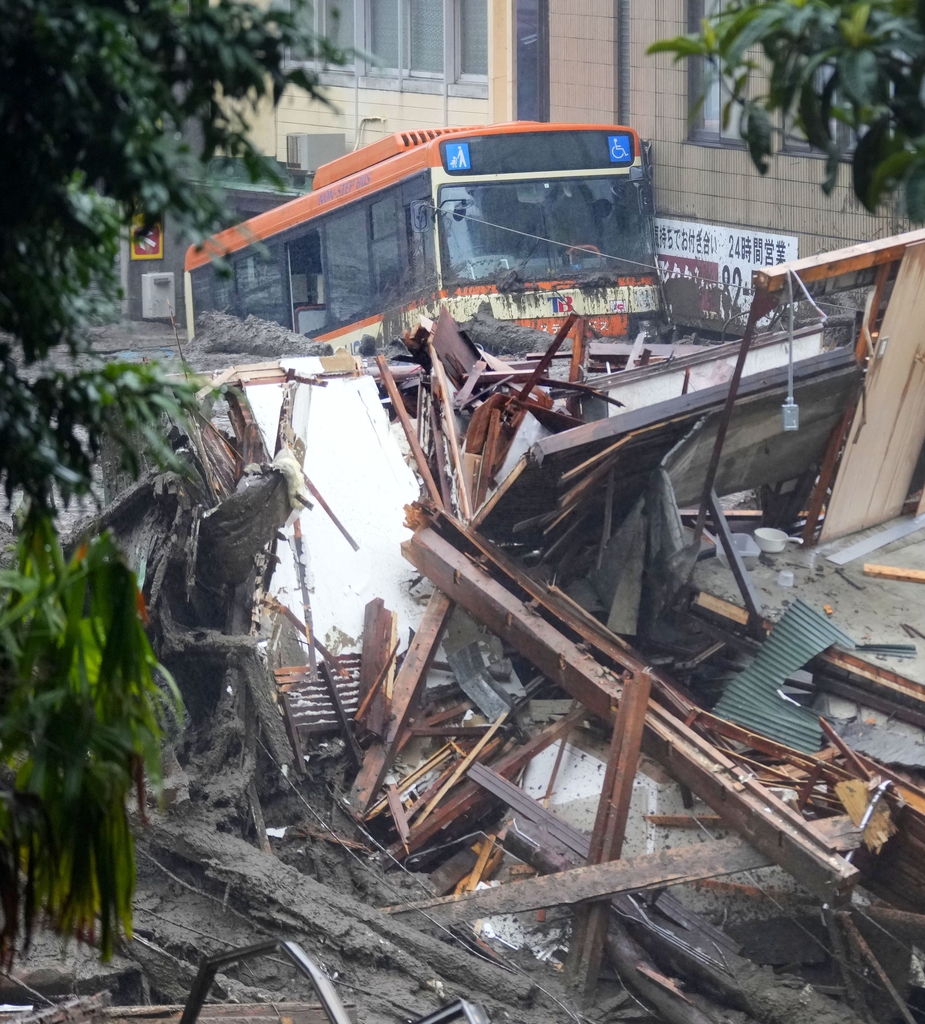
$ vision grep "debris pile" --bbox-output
[23,226,925,1024]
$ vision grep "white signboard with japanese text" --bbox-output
[653,217,798,326]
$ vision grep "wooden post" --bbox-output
[801,403,856,545]
[569,319,587,383]
[693,291,776,544]
[429,344,473,521]
[348,590,455,814]
[376,355,444,509]
[568,670,652,1001]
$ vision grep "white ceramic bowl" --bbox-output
[754,527,803,553]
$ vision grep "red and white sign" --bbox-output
[656,216,796,287]
[131,218,164,260]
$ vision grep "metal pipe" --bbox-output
[616,0,631,122]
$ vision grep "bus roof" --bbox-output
[185,122,641,272]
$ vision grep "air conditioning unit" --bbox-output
[286,133,347,173]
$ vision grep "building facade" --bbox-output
[129,0,901,329]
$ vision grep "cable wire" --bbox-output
[431,204,660,276]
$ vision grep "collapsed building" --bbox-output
[14,228,925,1024]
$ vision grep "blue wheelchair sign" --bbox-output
[607,134,631,163]
[446,143,471,170]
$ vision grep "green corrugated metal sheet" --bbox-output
[713,599,856,753]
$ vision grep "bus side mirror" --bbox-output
[410,201,432,232]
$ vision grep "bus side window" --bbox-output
[370,193,404,310]
[325,204,373,327]
[233,243,288,327]
[288,229,326,336]
[402,175,437,294]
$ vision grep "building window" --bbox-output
[280,0,355,68]
[324,0,355,54]
[780,69,857,157]
[458,0,488,77]
[515,0,549,121]
[688,0,743,145]
[367,0,487,81]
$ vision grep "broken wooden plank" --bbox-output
[709,487,762,627]
[376,355,444,509]
[403,523,859,902]
[429,343,473,521]
[386,836,771,923]
[454,360,487,409]
[393,707,587,857]
[358,598,393,736]
[569,669,652,996]
[414,710,509,824]
[348,590,454,814]
[863,563,925,584]
[386,784,411,851]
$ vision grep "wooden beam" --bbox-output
[376,355,443,509]
[385,836,771,924]
[403,525,859,903]
[569,670,652,997]
[413,711,509,824]
[839,912,917,1024]
[348,590,455,814]
[429,343,473,521]
[386,784,411,851]
[755,227,925,293]
[692,290,777,543]
[393,707,587,857]
[863,563,925,583]
[515,314,578,404]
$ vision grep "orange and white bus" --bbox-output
[185,122,663,352]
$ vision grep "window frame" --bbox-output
[686,0,746,148]
[362,0,489,86]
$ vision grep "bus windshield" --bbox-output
[437,176,655,287]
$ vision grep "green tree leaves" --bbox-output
[0,0,342,960]
[0,517,181,961]
[650,0,925,219]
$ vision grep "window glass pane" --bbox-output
[459,0,487,76]
[234,245,288,326]
[370,194,405,307]
[326,205,372,324]
[325,0,354,51]
[370,0,398,68]
[516,0,548,120]
[288,229,327,335]
[408,0,443,73]
[437,177,655,288]
[402,172,438,294]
